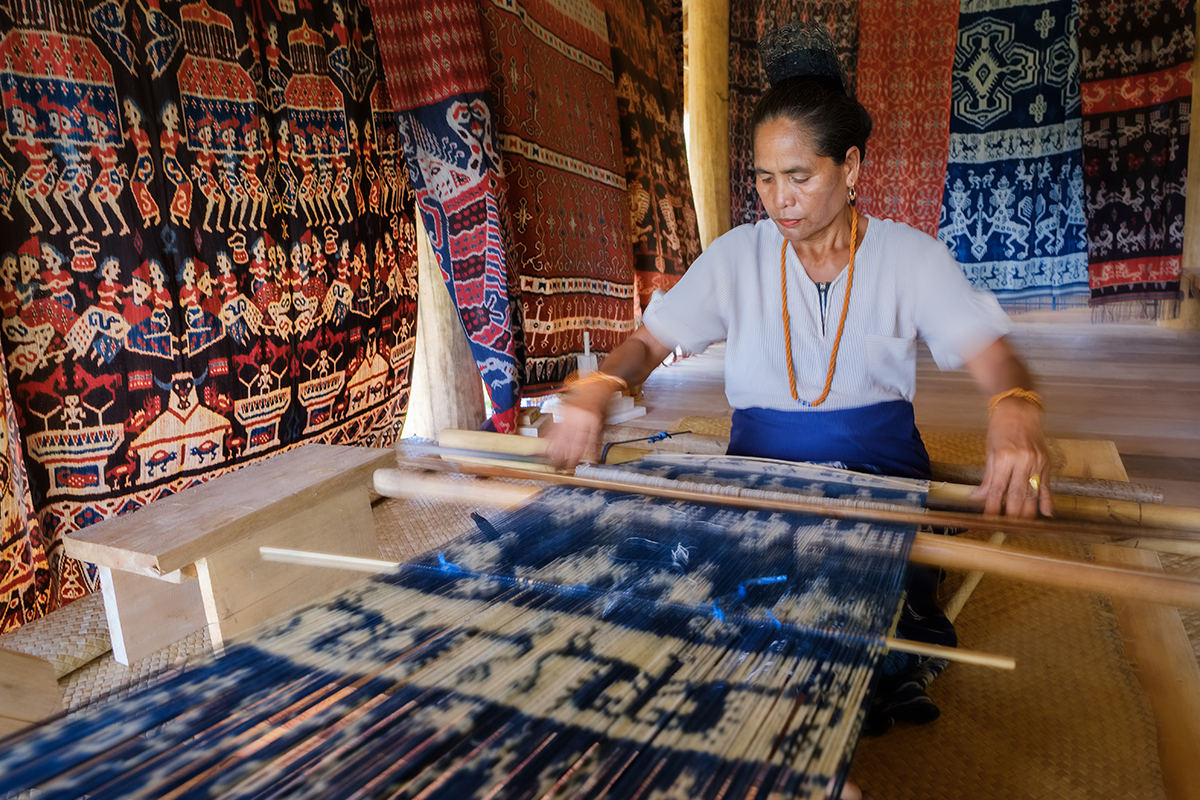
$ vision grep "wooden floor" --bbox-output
[622,318,1200,508]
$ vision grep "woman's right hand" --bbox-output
[545,326,673,470]
[545,381,613,469]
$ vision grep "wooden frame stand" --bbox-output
[66,445,394,664]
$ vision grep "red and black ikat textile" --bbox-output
[1081,0,1194,304]
[608,0,702,312]
[479,0,637,389]
[0,0,417,630]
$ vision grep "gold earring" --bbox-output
[848,185,857,204]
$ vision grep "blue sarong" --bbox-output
[727,400,932,480]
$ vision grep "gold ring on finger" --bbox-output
[1028,473,1041,492]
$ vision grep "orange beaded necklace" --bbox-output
[779,205,858,407]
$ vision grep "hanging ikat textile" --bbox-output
[728,0,859,229]
[607,0,702,310]
[937,0,1090,305]
[369,0,524,432]
[1080,0,1194,306]
[855,0,959,235]
[479,0,637,390]
[0,0,417,630]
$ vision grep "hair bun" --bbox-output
[758,20,846,90]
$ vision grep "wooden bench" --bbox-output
[64,444,395,664]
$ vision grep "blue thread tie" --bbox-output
[737,574,788,598]
[712,600,725,623]
[437,553,466,574]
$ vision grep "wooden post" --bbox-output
[685,0,731,248]
[401,214,486,440]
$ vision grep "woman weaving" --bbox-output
[549,21,1052,747]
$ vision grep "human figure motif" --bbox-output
[123,98,161,226]
[275,120,299,217]
[61,395,85,429]
[47,107,93,234]
[192,123,225,232]
[127,259,174,359]
[160,102,192,226]
[84,256,131,363]
[313,131,336,224]
[249,234,271,296]
[178,258,223,356]
[379,129,398,215]
[347,119,365,214]
[322,239,353,326]
[259,117,282,215]
[216,250,261,347]
[265,23,288,111]
[329,129,352,223]
[40,242,74,312]
[219,124,248,229]
[239,125,269,229]
[8,103,57,233]
[86,112,130,237]
[293,130,317,226]
[361,121,380,216]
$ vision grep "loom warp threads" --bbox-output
[0,456,924,799]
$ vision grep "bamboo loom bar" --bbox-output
[374,464,1200,610]
[259,547,1016,670]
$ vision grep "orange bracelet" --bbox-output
[571,372,628,392]
[987,387,1043,417]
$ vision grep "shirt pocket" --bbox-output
[864,334,917,399]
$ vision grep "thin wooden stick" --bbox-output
[881,637,1014,670]
[260,547,1015,670]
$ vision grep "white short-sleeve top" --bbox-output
[641,216,1011,412]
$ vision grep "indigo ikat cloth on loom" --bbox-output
[0,455,922,799]
[937,0,1090,305]
[1080,0,1194,305]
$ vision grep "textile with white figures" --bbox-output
[479,0,636,390]
[728,0,859,229]
[369,0,523,430]
[1080,0,1194,305]
[856,0,959,236]
[0,0,417,629]
[608,0,702,311]
[937,0,1089,304]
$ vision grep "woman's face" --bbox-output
[753,117,858,246]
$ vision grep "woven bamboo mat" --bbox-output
[852,533,1165,799]
[0,592,110,678]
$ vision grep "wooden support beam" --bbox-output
[685,0,731,247]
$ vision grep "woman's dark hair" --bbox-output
[750,75,873,165]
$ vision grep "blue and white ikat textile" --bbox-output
[937,0,1089,303]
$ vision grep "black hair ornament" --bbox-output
[758,20,847,91]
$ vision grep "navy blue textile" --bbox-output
[727,400,932,480]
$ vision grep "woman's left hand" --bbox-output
[975,395,1053,518]
[964,338,1054,519]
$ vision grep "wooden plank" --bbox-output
[100,565,208,665]
[0,647,62,732]
[65,445,394,576]
[197,486,379,650]
[1095,545,1200,800]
